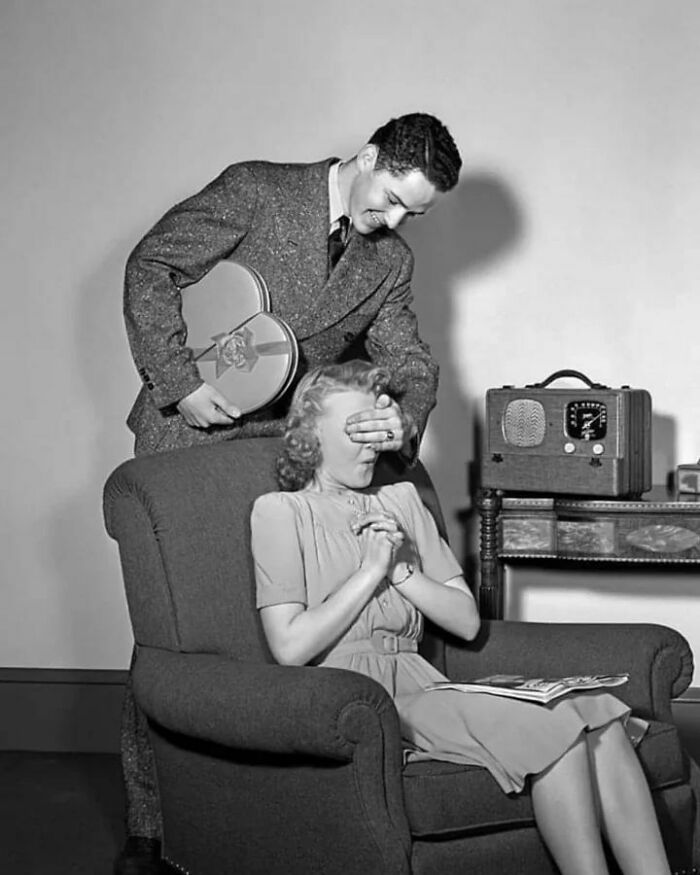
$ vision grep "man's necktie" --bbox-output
[328,215,350,273]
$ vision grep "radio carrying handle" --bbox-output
[527,369,609,390]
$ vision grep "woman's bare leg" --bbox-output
[530,737,610,875]
[586,723,670,874]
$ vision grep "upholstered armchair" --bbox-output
[103,438,700,874]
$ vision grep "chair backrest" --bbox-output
[103,438,448,666]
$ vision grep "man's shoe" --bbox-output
[113,836,162,875]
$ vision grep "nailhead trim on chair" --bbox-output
[163,857,192,875]
[155,859,697,873]
[157,858,698,874]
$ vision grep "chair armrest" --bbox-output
[133,647,401,761]
[443,620,694,722]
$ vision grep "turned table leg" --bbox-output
[477,488,504,620]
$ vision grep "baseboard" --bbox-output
[0,668,127,753]
[0,669,698,757]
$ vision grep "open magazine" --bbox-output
[425,673,629,705]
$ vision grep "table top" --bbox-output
[491,486,700,563]
[498,486,700,514]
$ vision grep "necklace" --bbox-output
[319,489,370,520]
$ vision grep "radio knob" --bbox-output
[564,442,576,454]
[592,443,605,455]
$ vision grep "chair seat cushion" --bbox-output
[402,719,686,838]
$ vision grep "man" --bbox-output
[118,112,461,873]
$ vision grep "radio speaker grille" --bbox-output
[503,399,546,447]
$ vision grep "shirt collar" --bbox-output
[328,161,349,233]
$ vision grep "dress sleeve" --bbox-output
[250,492,308,608]
[381,482,463,583]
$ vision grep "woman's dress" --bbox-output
[251,481,645,794]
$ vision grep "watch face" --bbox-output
[565,400,607,440]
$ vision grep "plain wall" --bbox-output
[2,0,699,674]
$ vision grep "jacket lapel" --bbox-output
[292,230,393,340]
[266,160,393,341]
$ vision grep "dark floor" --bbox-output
[2,703,699,875]
[0,752,124,875]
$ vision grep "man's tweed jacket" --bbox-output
[124,158,439,456]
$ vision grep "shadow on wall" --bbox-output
[404,171,524,566]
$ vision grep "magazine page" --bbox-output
[425,674,629,704]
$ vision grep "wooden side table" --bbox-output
[477,487,700,619]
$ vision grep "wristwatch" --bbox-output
[393,562,415,585]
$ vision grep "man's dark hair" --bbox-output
[368,113,462,192]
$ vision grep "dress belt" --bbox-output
[331,632,418,656]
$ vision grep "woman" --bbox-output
[250,361,670,875]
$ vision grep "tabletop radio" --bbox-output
[481,369,652,497]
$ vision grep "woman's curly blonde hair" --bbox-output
[277,360,390,491]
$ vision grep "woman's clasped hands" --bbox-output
[351,511,414,584]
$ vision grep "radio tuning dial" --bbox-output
[565,400,608,441]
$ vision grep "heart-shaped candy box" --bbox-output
[182,260,298,414]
